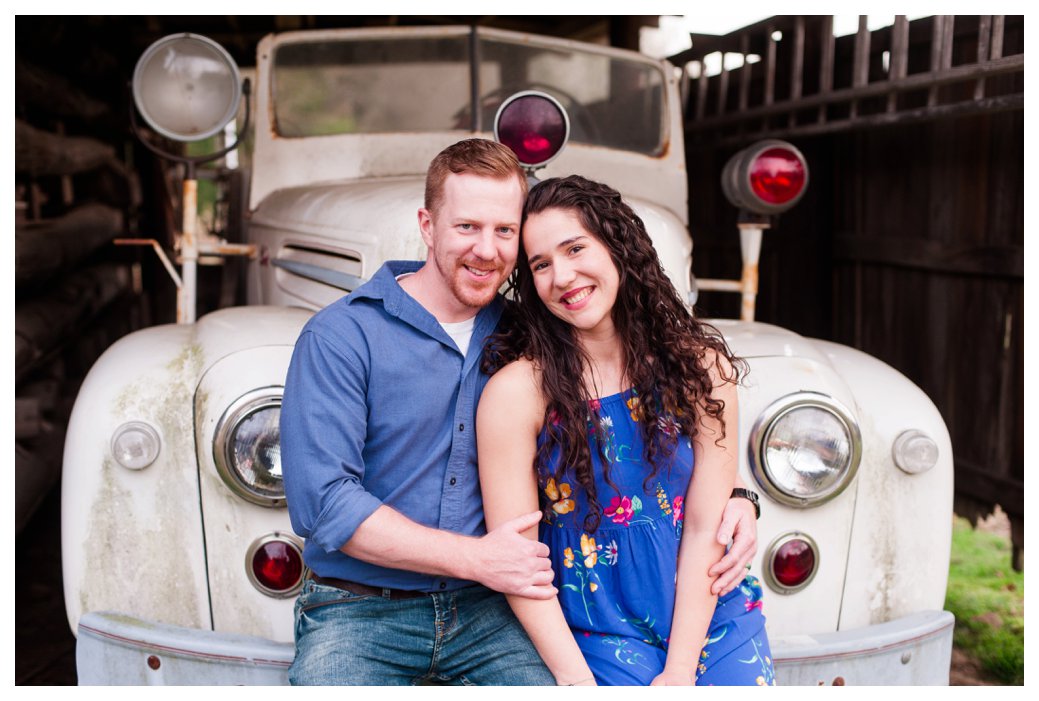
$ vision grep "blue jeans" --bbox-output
[289,579,554,685]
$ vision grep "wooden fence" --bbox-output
[674,15,1024,566]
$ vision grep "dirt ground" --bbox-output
[14,489,1014,686]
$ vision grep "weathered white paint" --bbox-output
[731,354,861,637]
[77,611,292,685]
[811,340,954,629]
[62,325,211,635]
[195,344,306,640]
[773,610,954,685]
[63,307,311,640]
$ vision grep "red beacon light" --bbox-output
[722,139,809,216]
[494,90,570,174]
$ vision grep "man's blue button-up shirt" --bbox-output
[281,261,504,591]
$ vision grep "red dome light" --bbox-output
[494,91,570,168]
[749,148,807,205]
[721,139,809,215]
[772,537,816,589]
[250,538,303,595]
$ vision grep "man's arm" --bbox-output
[281,327,555,598]
[343,506,556,598]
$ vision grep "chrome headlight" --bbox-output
[213,388,284,507]
[749,391,862,507]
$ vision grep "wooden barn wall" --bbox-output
[689,109,1024,560]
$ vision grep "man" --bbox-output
[281,138,758,685]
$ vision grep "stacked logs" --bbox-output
[15,60,144,534]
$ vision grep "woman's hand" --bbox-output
[650,666,696,686]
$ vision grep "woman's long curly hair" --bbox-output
[483,175,746,532]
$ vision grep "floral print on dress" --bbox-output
[545,478,576,515]
[538,388,774,685]
[625,394,642,422]
[561,537,606,625]
[740,575,765,613]
[603,493,660,528]
[604,495,635,525]
[601,636,655,672]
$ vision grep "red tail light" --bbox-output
[765,533,818,593]
[494,90,570,168]
[722,139,809,215]
[247,534,304,597]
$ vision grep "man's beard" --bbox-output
[436,253,506,310]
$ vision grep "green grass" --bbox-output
[944,516,1024,685]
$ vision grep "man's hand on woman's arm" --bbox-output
[707,476,759,596]
[343,507,557,599]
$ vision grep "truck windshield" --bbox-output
[272,32,666,156]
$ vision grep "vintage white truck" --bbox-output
[62,25,954,685]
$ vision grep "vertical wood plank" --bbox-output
[928,15,944,107]
[717,54,730,116]
[818,16,834,124]
[738,32,750,112]
[765,23,776,106]
[789,16,805,127]
[853,15,871,86]
[975,16,992,100]
[991,15,1005,59]
[940,15,955,69]
[888,15,909,112]
[851,16,870,118]
[696,61,708,121]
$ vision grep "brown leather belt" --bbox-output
[308,572,427,600]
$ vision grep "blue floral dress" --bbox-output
[538,389,776,686]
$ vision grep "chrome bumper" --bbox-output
[772,610,955,685]
[77,608,954,685]
[76,611,293,685]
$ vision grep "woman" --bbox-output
[477,175,774,686]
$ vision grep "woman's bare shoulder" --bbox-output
[698,346,737,384]
[482,358,545,419]
[486,358,541,397]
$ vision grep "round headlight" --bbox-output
[111,421,162,470]
[214,388,284,507]
[749,392,862,507]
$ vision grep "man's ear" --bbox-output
[417,208,435,248]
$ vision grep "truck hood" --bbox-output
[711,318,833,362]
[251,176,427,250]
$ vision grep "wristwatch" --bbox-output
[731,487,760,520]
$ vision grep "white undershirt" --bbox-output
[440,316,477,358]
[397,272,476,357]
